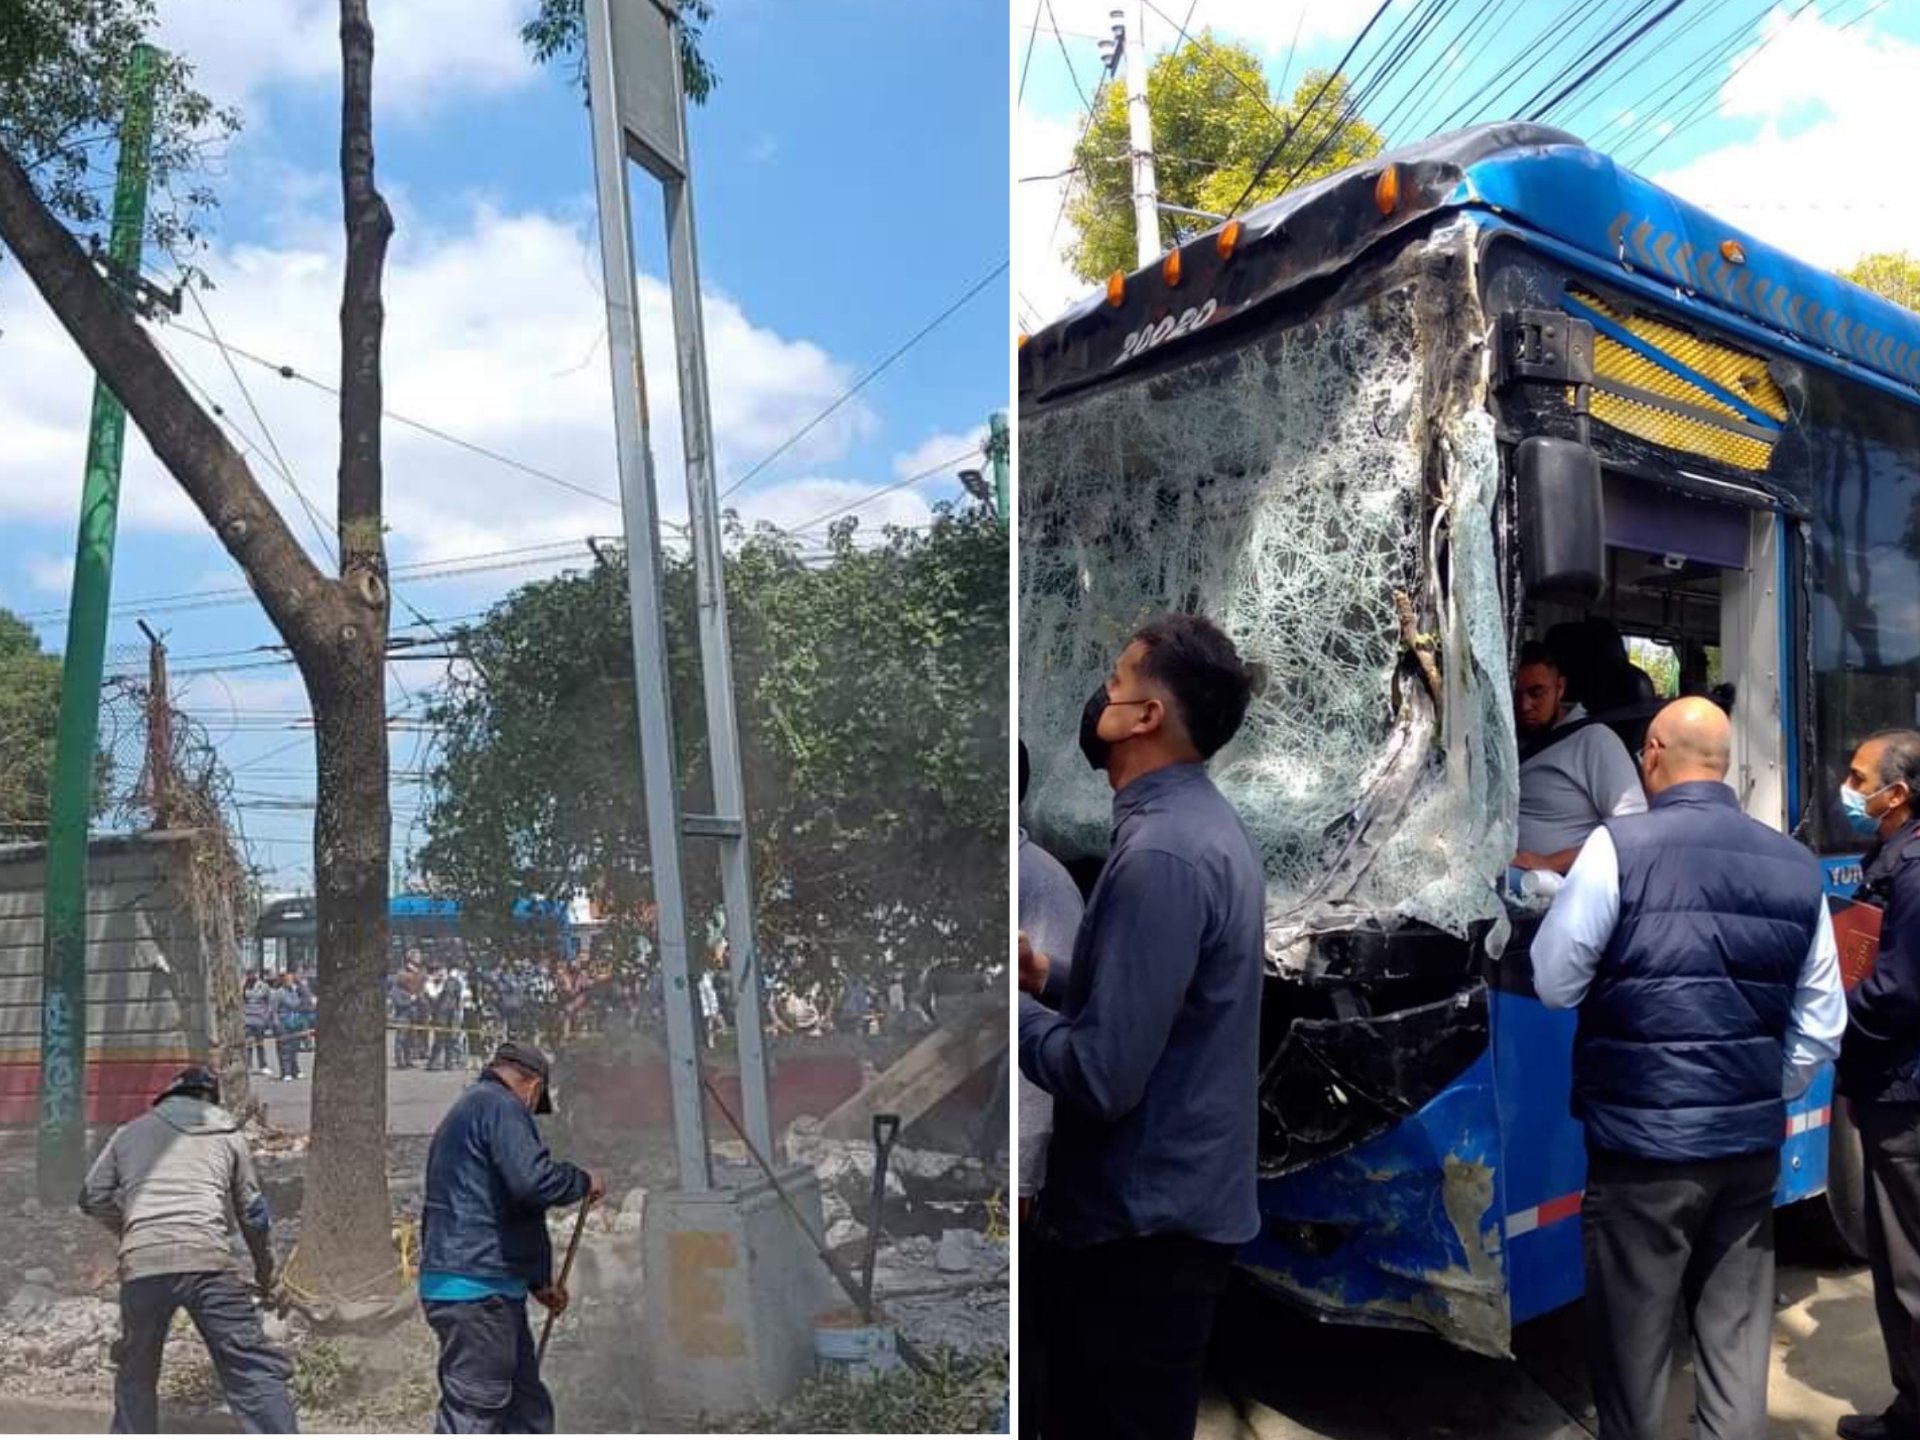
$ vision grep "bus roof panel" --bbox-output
[1020,124,1920,407]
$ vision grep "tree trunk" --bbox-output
[0,0,403,1303]
[292,0,398,1300]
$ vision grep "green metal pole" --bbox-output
[38,42,161,1201]
[988,410,1010,525]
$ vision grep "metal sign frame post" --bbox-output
[584,0,775,1190]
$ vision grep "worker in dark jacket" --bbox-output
[1837,730,1920,1440]
[419,1041,603,1433]
[1533,697,1843,1440]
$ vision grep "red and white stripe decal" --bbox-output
[1509,1110,1833,1237]
[1787,1105,1832,1138]
[1506,1190,1583,1238]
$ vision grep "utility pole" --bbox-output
[987,411,1010,524]
[1101,4,1161,268]
[135,620,176,829]
[38,42,161,1202]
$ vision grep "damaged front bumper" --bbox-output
[1241,927,1512,1357]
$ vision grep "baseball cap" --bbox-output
[155,1065,221,1106]
[490,1040,555,1114]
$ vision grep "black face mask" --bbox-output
[1078,686,1151,772]
[1078,684,1113,771]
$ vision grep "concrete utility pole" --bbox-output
[38,42,160,1202]
[1102,3,1161,268]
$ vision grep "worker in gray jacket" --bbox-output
[80,1065,297,1433]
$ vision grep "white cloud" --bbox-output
[1014,105,1099,328]
[0,199,879,575]
[1648,5,1918,272]
[23,555,74,594]
[892,428,987,482]
[155,0,537,117]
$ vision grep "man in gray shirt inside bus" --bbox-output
[1515,641,1647,873]
[1020,612,1264,1440]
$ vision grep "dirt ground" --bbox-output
[1192,1205,1888,1440]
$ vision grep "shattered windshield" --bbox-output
[1020,272,1514,951]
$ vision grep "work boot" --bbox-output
[1839,1414,1920,1440]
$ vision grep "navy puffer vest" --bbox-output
[1574,780,1822,1162]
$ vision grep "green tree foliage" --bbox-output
[0,0,238,266]
[1066,36,1382,283]
[1843,250,1920,313]
[520,0,718,103]
[418,505,1007,993]
[0,609,64,842]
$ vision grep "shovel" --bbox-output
[859,1112,901,1323]
[536,1192,595,1365]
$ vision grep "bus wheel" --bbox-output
[1826,1100,1869,1262]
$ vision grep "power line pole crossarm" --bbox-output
[39,41,162,1203]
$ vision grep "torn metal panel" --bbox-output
[1241,1048,1510,1358]
[1258,979,1488,1178]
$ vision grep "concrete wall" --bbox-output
[0,831,240,1129]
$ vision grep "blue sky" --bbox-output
[1016,0,1920,323]
[0,1,1010,892]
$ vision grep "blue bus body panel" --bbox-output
[1453,145,1920,404]
[1242,1047,1511,1355]
[1490,987,1835,1327]
[1488,989,1584,1325]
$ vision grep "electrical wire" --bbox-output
[1524,0,1693,124]
[713,256,1007,502]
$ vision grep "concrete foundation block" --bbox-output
[641,1167,838,1424]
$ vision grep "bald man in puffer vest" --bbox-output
[1532,697,1845,1440]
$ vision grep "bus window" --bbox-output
[1805,371,1920,853]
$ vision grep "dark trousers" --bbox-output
[1859,1102,1920,1427]
[275,1028,301,1079]
[1018,1218,1044,1440]
[1581,1147,1777,1440]
[111,1271,296,1434]
[246,1025,268,1072]
[424,1295,555,1434]
[1037,1231,1236,1440]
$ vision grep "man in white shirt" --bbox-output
[1533,696,1844,1440]
[1515,641,1647,873]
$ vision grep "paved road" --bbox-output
[1193,1210,1886,1440]
[247,1057,472,1136]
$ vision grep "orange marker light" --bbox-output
[1017,332,1029,349]
[1106,270,1126,308]
[1374,164,1401,216]
[1720,239,1746,265]
[1162,249,1182,287]
[1216,220,1242,261]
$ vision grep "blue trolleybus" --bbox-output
[1017,123,1920,1356]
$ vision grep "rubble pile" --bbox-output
[786,1116,1002,1254]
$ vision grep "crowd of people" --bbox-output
[240,970,314,1081]
[1016,610,1920,1440]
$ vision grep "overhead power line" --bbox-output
[1226,0,1396,217]
[714,255,1009,501]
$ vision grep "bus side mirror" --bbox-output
[1515,436,1606,607]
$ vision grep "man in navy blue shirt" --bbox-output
[1837,729,1920,1440]
[419,1041,604,1433]
[1020,612,1264,1440]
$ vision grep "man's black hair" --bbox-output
[1869,729,1920,794]
[1131,613,1254,760]
[1517,640,1559,673]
